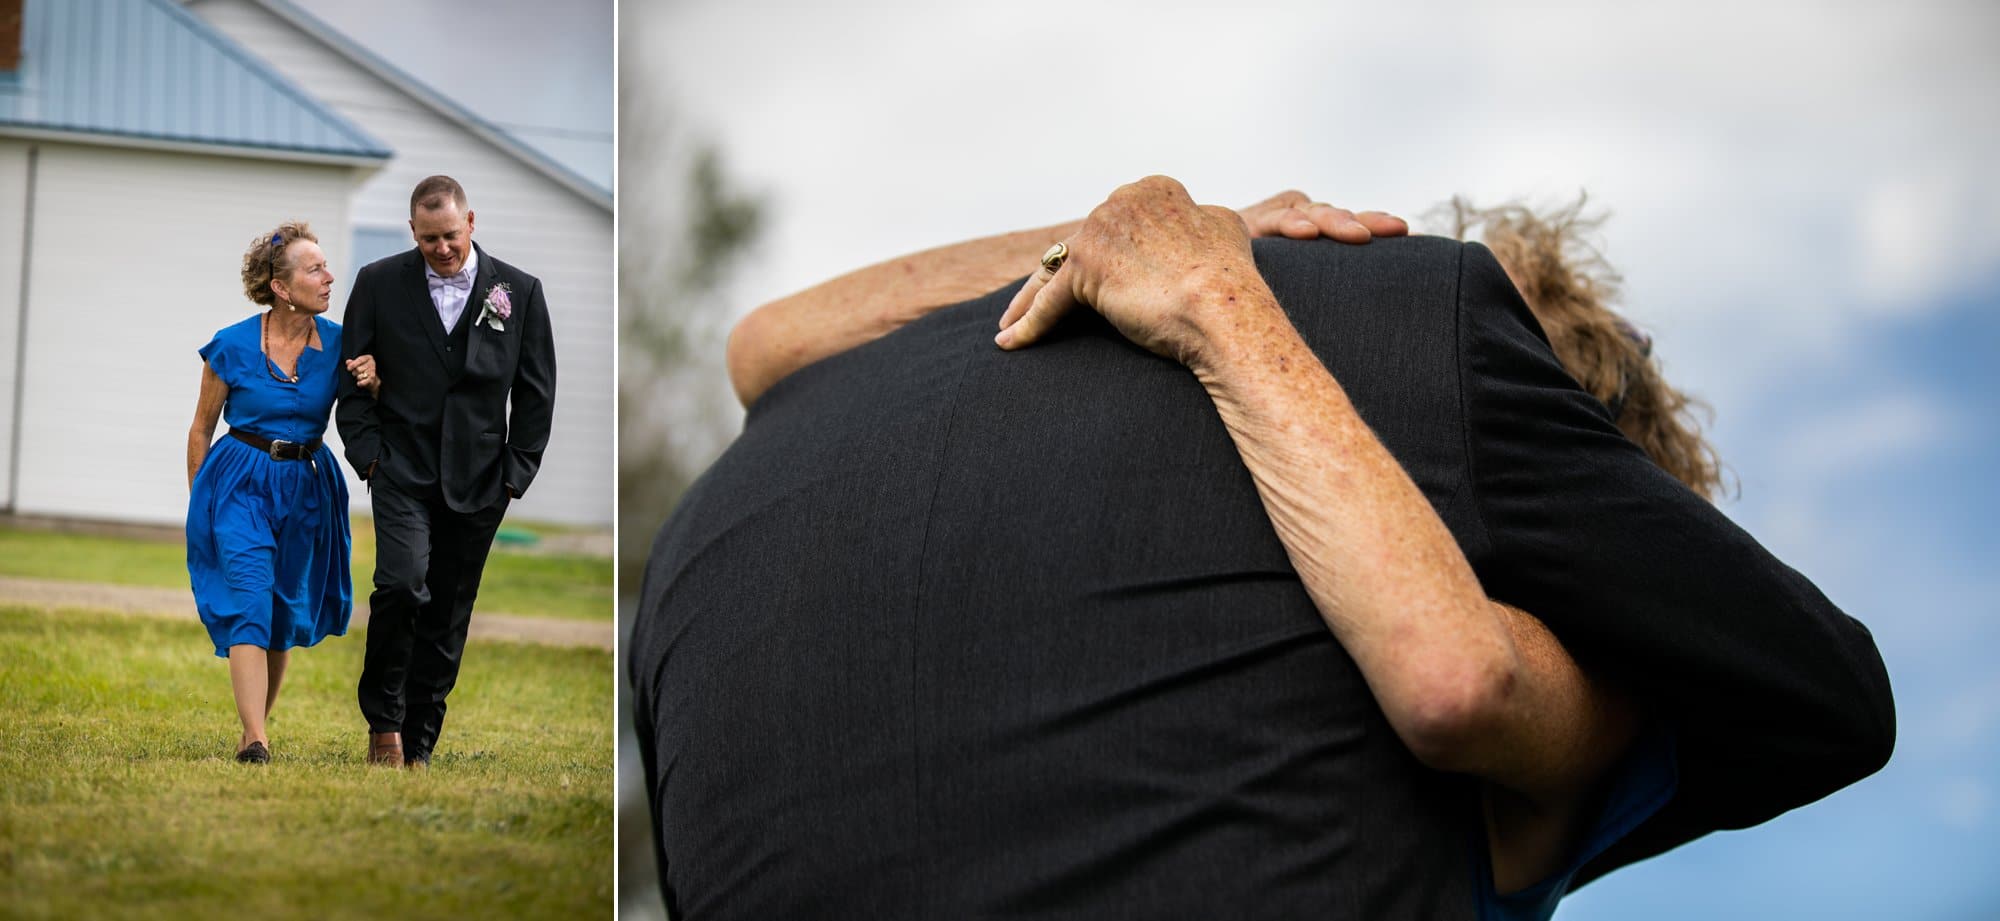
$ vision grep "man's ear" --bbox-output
[408,218,418,241]
[465,210,476,236]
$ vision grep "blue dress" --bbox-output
[186,314,353,657]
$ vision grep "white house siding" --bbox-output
[190,0,614,528]
[9,139,356,524]
[0,142,30,510]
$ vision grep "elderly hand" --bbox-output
[996,176,1275,365]
[346,354,382,397]
[1238,189,1408,243]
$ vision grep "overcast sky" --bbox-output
[289,0,613,190]
[625,1,2000,918]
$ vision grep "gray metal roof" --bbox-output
[0,0,391,163]
[245,0,611,211]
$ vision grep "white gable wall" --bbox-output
[9,139,356,524]
[190,0,614,528]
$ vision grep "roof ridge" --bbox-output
[241,0,611,212]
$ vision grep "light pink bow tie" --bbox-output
[428,273,471,294]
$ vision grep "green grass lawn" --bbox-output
[0,605,612,920]
[0,522,611,622]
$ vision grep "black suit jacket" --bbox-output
[630,237,1893,918]
[337,242,556,512]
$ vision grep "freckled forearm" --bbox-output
[1185,280,1521,770]
[187,427,211,488]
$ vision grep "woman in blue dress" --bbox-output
[186,222,368,765]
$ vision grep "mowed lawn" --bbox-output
[0,605,612,920]
[0,520,611,622]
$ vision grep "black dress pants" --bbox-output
[358,476,508,762]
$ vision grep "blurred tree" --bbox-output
[617,137,762,588]
[615,51,762,921]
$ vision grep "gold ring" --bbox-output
[1040,242,1069,275]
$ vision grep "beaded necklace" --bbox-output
[262,310,312,383]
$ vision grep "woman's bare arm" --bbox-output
[726,192,1406,407]
[727,220,1081,406]
[187,364,227,488]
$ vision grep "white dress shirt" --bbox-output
[425,247,480,332]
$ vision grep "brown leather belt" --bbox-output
[228,430,323,461]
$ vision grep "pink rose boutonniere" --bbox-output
[478,283,513,332]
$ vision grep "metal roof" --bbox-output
[0,0,391,164]
[246,0,612,212]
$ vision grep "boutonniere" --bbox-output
[477,283,513,332]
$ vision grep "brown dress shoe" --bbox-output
[367,731,404,768]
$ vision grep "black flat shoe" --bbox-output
[236,741,270,764]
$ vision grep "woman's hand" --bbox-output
[997,180,1414,361]
[346,354,381,397]
[1238,189,1408,243]
[997,176,1274,365]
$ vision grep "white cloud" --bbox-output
[1772,392,1955,485]
[1745,390,1955,553]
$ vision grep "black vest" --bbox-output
[443,299,473,377]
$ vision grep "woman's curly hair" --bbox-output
[240,221,318,307]
[1438,196,1727,500]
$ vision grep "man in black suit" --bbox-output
[339,175,556,769]
[630,179,1890,917]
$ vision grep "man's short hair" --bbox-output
[410,175,469,215]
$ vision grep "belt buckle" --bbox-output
[269,439,295,460]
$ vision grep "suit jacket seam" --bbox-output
[1452,241,1497,569]
[907,339,978,915]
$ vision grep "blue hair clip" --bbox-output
[270,233,284,247]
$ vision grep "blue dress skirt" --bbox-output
[186,314,353,657]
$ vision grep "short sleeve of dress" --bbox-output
[199,334,235,385]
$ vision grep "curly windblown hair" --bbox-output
[240,221,318,307]
[1438,196,1726,500]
